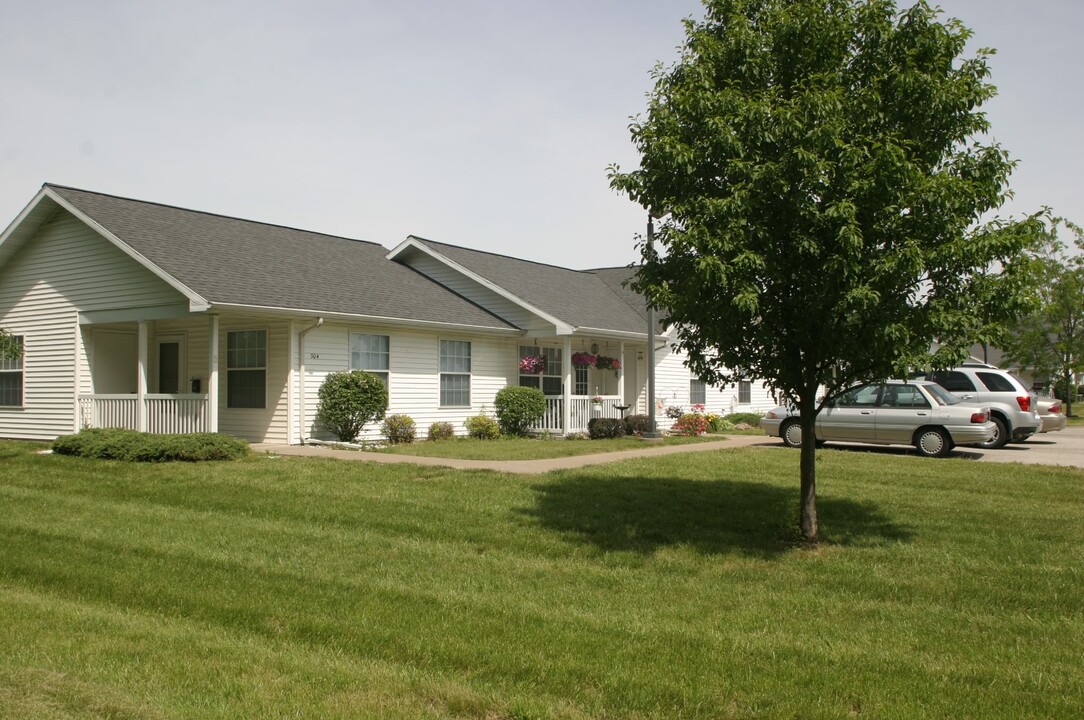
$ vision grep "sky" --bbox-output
[2,0,1081,270]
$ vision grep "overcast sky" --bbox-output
[2,0,1080,269]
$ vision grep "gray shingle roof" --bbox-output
[47,185,515,330]
[406,238,651,334]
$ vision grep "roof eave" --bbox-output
[208,302,522,335]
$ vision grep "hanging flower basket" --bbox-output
[571,351,597,368]
[595,356,621,375]
[519,355,546,374]
[591,394,604,410]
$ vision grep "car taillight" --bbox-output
[1048,403,1061,414]
[1016,396,1030,412]
[970,411,989,424]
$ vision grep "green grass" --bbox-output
[1,440,1082,718]
[376,434,722,460]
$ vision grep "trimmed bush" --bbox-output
[624,414,651,436]
[465,415,501,440]
[724,412,764,426]
[588,418,626,439]
[493,386,547,436]
[381,414,416,445]
[427,422,455,441]
[316,370,388,442]
[52,428,249,462]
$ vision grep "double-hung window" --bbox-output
[690,377,706,405]
[0,336,24,407]
[518,345,563,395]
[738,380,752,405]
[351,333,390,388]
[227,330,266,408]
[440,340,471,407]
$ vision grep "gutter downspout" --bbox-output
[297,317,324,444]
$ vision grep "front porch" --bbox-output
[78,393,211,434]
[533,395,628,434]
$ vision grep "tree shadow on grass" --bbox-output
[524,471,913,558]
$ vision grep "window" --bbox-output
[440,340,471,406]
[575,366,589,396]
[351,333,390,387]
[518,345,563,395]
[837,383,881,407]
[928,371,975,393]
[880,384,930,409]
[690,377,706,405]
[0,336,23,407]
[227,330,266,408]
[738,380,752,404]
[976,371,1017,393]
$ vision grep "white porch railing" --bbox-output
[532,395,626,434]
[78,394,210,434]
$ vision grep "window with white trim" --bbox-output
[351,333,390,388]
[690,377,706,405]
[518,345,563,395]
[440,339,471,407]
[738,380,752,404]
[227,330,266,408]
[0,336,24,407]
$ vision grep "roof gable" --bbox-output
[389,237,650,336]
[23,185,515,331]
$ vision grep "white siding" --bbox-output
[295,323,520,442]
[0,211,189,440]
[217,318,291,444]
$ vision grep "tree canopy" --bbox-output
[999,218,1084,416]
[610,0,1040,541]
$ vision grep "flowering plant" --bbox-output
[595,355,621,371]
[591,395,604,404]
[665,405,685,419]
[519,355,546,374]
[672,413,709,436]
[691,403,705,414]
[571,351,597,368]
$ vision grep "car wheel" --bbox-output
[914,427,951,458]
[780,419,803,448]
[978,416,1009,449]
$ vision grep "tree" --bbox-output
[315,370,388,443]
[999,219,1084,417]
[610,0,1039,542]
[0,329,20,361]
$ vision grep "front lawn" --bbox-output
[375,433,723,460]
[1,440,1081,718]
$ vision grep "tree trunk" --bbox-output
[798,397,818,543]
[1065,368,1074,418]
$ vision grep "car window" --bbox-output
[924,383,961,406]
[836,384,881,407]
[929,371,976,393]
[880,385,931,409]
[975,371,1018,393]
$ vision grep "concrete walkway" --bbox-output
[251,434,770,475]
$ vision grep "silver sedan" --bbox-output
[761,380,996,458]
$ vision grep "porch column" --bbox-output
[562,336,572,434]
[208,314,219,433]
[618,341,625,403]
[136,320,148,432]
[72,320,82,432]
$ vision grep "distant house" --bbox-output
[0,184,775,443]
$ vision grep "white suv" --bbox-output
[915,363,1040,449]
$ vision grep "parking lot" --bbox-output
[759,426,1084,468]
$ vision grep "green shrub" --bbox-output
[709,415,735,432]
[493,386,547,436]
[724,412,764,426]
[464,415,500,440]
[381,414,416,445]
[316,370,388,442]
[624,414,651,436]
[52,428,249,462]
[588,418,626,439]
[427,422,455,441]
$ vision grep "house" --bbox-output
[0,184,776,443]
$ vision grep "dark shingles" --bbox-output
[47,186,515,330]
[408,238,649,334]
